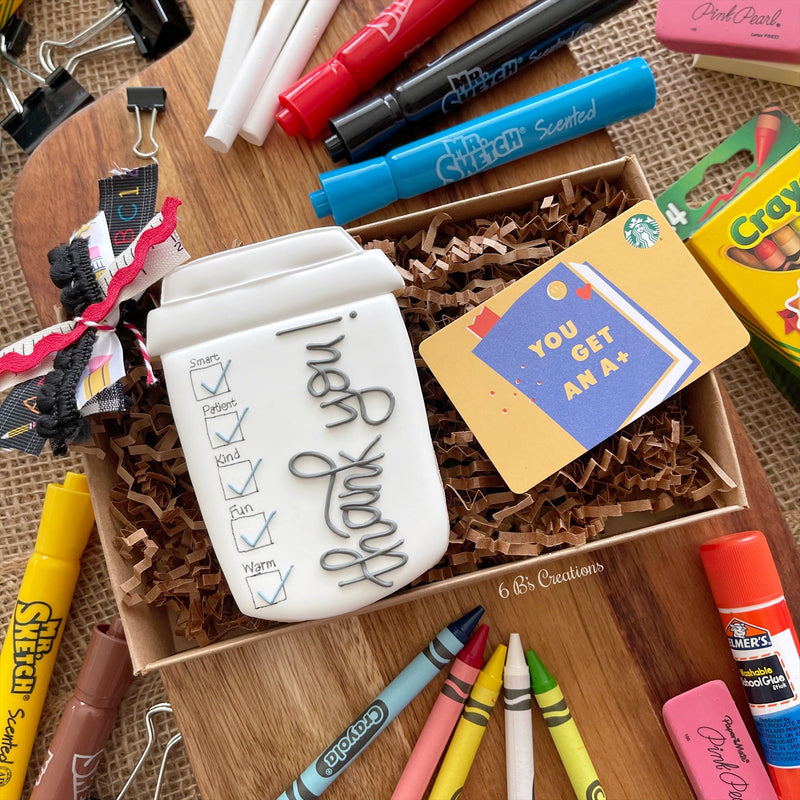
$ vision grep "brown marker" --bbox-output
[30,616,132,800]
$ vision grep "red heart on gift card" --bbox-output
[576,282,592,300]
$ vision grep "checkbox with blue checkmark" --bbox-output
[220,458,261,500]
[232,510,275,553]
[248,567,292,608]
[206,408,247,448]
[190,359,231,400]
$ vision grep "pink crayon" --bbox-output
[391,624,489,800]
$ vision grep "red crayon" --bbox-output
[31,617,133,800]
[391,624,489,800]
[700,105,783,223]
[277,0,479,139]
[753,238,789,271]
[753,104,782,170]
[772,223,800,263]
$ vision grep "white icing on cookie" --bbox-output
[147,229,449,622]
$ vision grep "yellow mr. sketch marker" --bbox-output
[526,648,605,800]
[0,473,95,800]
[429,643,507,800]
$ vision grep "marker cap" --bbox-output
[699,529,784,609]
[310,157,398,222]
[325,93,405,162]
[277,60,360,138]
[75,616,133,709]
[36,472,95,560]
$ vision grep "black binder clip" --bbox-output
[121,0,190,60]
[0,15,31,58]
[127,86,166,158]
[0,36,93,153]
[38,0,189,72]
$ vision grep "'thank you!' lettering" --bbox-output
[278,314,408,589]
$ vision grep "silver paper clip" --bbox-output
[115,702,183,800]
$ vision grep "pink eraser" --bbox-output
[655,0,800,64]
[662,680,778,800]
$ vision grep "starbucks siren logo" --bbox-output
[623,214,660,248]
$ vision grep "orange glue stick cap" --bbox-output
[699,530,783,608]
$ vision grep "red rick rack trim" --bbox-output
[0,196,181,378]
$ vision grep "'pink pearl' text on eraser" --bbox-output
[655,0,800,64]
[662,680,779,800]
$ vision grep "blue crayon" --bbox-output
[275,606,485,800]
[309,57,656,225]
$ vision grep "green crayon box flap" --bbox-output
[657,106,800,241]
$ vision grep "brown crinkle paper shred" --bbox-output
[85,177,735,644]
[83,369,273,645]
[357,177,735,583]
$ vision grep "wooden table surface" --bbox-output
[11,1,800,798]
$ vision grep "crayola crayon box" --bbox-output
[657,107,800,408]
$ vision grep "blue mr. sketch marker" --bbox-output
[310,57,656,225]
[274,605,484,800]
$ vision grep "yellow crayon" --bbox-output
[429,643,506,800]
[526,648,604,800]
[0,473,95,800]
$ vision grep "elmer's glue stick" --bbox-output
[0,472,95,800]
[700,530,800,800]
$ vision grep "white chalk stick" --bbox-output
[239,0,342,146]
[208,0,265,115]
[205,0,308,152]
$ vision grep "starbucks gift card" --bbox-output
[419,201,749,493]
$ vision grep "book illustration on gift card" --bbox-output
[419,201,750,493]
[469,258,698,450]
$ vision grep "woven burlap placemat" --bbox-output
[0,1,798,798]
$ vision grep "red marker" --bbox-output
[276,0,479,139]
[31,617,133,800]
[391,624,489,800]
